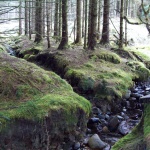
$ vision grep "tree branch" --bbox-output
[123,16,143,25]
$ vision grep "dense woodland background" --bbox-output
[0,0,150,50]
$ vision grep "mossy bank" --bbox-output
[0,51,91,149]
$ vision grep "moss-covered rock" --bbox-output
[0,52,91,149]
[126,61,150,81]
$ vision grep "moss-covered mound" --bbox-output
[11,38,150,107]
[0,52,91,149]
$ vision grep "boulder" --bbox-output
[108,116,120,132]
[118,121,130,135]
[88,134,107,150]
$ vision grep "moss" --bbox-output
[90,49,121,64]
[126,46,150,61]
[0,52,91,129]
[126,61,150,81]
[0,45,6,53]
[144,104,150,149]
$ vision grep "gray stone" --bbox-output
[73,142,80,150]
[118,121,130,135]
[108,116,119,132]
[88,134,107,150]
[125,90,131,99]
[92,107,102,115]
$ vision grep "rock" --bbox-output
[102,126,110,133]
[117,115,124,120]
[125,90,131,99]
[72,142,80,150]
[92,107,102,115]
[88,134,107,150]
[118,121,130,135]
[87,118,101,132]
[129,97,137,101]
[108,116,120,132]
[100,119,108,126]
[103,144,111,150]
[98,114,105,120]
[105,114,110,120]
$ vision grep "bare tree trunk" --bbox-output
[34,0,43,43]
[88,0,98,50]
[19,0,22,35]
[87,0,92,46]
[46,0,51,48]
[82,0,85,38]
[54,0,59,36]
[29,0,31,39]
[97,0,101,40]
[59,0,62,37]
[84,0,88,49]
[119,0,124,48]
[100,0,110,45]
[25,0,28,35]
[125,0,128,46]
[75,0,82,44]
[42,0,46,37]
[58,0,68,49]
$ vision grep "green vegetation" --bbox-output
[144,104,150,149]
[112,119,144,150]
[0,52,91,129]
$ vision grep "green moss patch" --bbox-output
[144,104,150,149]
[0,52,91,128]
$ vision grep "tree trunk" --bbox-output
[29,0,31,39]
[88,0,98,50]
[42,0,46,37]
[87,0,92,46]
[84,0,88,49]
[46,0,51,48]
[19,0,22,35]
[25,0,28,35]
[59,0,62,37]
[100,0,110,45]
[75,0,82,44]
[58,0,68,50]
[54,0,59,36]
[119,0,124,48]
[82,0,85,38]
[97,0,101,40]
[34,0,43,43]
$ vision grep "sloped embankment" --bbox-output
[0,51,91,149]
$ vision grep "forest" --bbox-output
[0,0,150,150]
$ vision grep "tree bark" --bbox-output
[46,0,51,48]
[84,0,87,49]
[75,0,82,44]
[88,0,98,50]
[25,0,28,35]
[19,0,22,35]
[34,0,43,43]
[54,0,59,36]
[59,0,62,37]
[119,0,124,48]
[100,0,110,45]
[58,0,68,50]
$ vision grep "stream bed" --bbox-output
[71,80,150,150]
